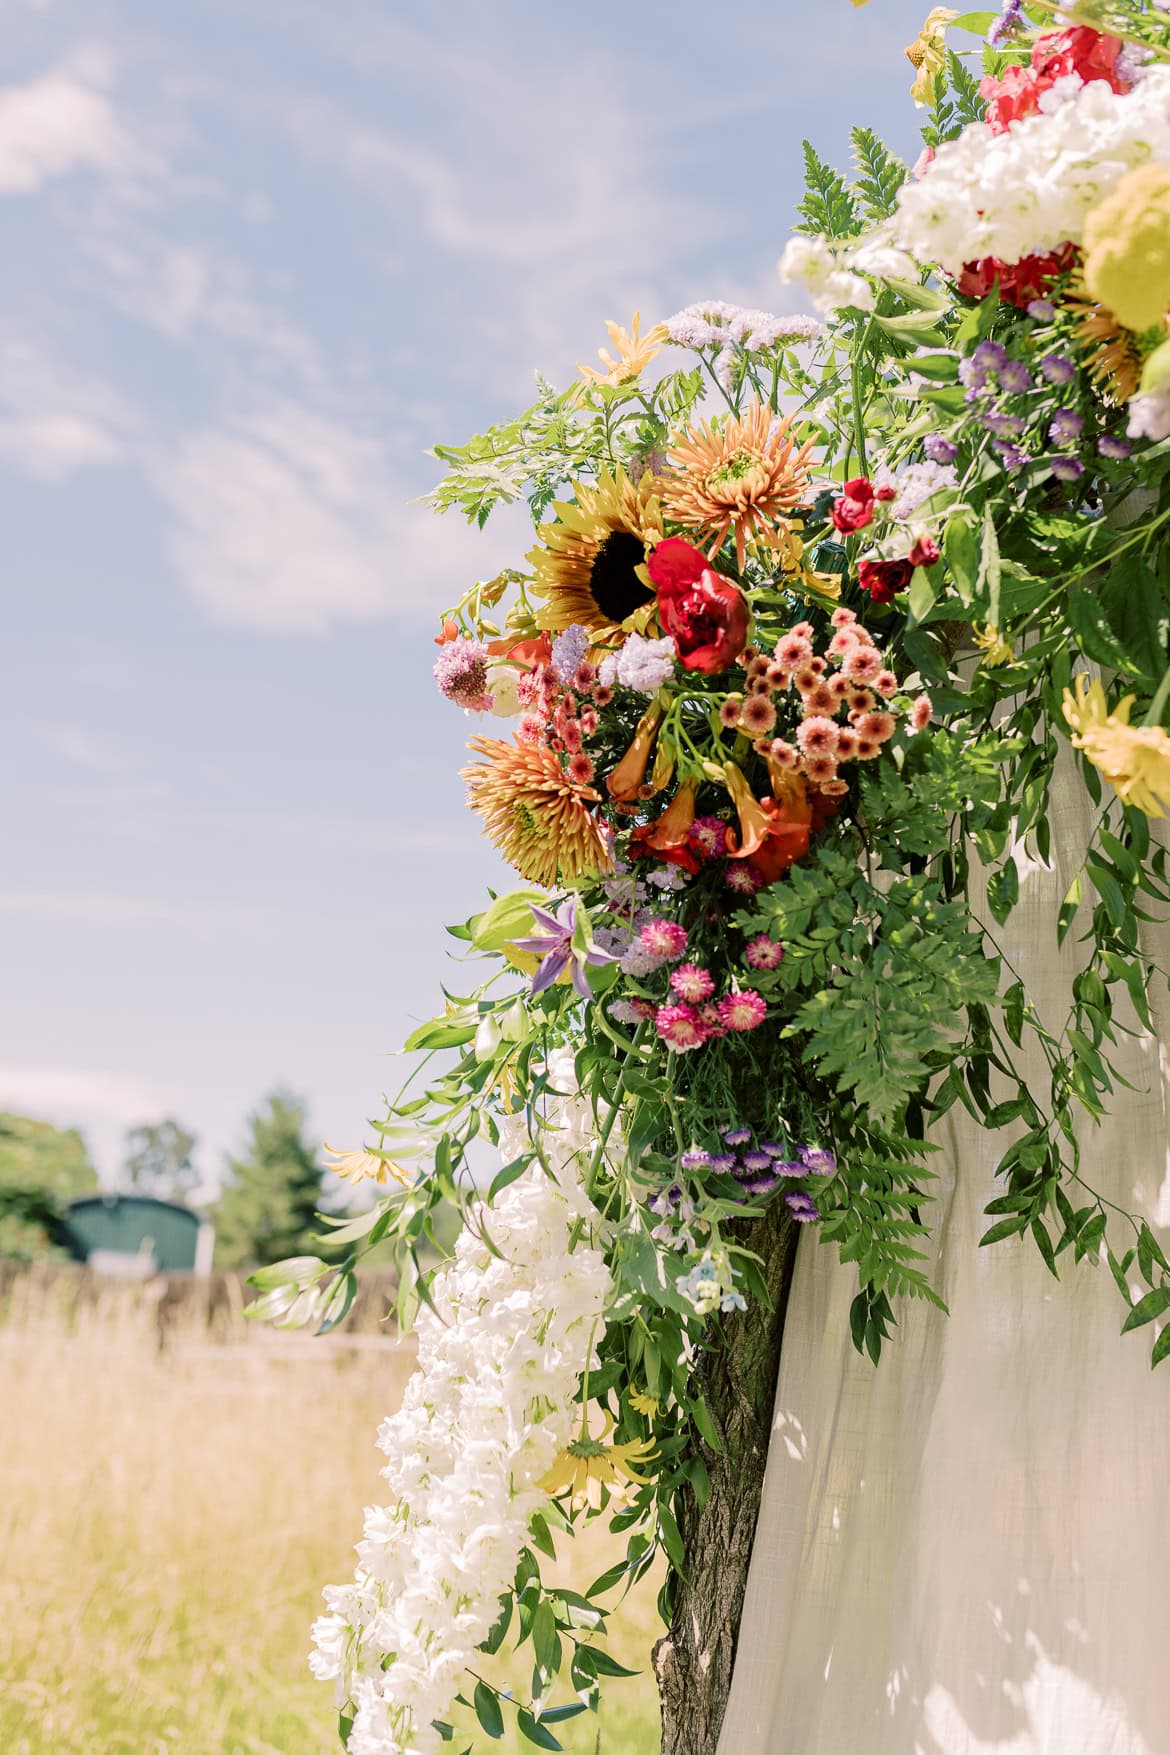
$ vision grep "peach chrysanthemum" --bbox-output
[856,710,896,743]
[835,729,859,760]
[797,715,840,756]
[843,646,883,684]
[462,736,613,885]
[802,682,838,716]
[660,402,815,570]
[802,752,838,785]
[740,694,777,737]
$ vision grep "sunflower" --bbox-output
[461,736,614,886]
[527,467,663,637]
[1063,674,1170,818]
[660,402,815,571]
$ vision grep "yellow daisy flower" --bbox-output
[577,311,668,388]
[628,1387,662,1418]
[541,1413,656,1511]
[527,467,663,637]
[1063,674,1170,818]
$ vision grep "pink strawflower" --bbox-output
[911,693,933,731]
[567,752,595,785]
[689,816,729,859]
[434,637,493,711]
[656,1002,708,1053]
[874,669,899,697]
[671,963,716,1003]
[797,715,839,756]
[746,934,785,970]
[718,989,767,1032]
[843,646,883,684]
[641,918,689,961]
[724,863,764,896]
[697,1001,727,1038]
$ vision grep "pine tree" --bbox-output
[212,1091,324,1269]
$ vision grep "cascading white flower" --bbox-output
[309,1050,612,1755]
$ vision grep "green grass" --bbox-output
[0,1279,662,1754]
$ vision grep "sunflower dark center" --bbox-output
[589,530,654,622]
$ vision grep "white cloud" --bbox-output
[0,340,136,481]
[0,63,134,194]
[152,398,525,632]
[0,412,120,480]
[0,1064,174,1179]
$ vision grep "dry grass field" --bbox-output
[0,1273,662,1755]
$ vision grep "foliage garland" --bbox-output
[255,5,1170,1749]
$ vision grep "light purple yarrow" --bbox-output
[924,434,959,465]
[551,623,589,682]
[608,998,648,1026]
[1050,455,1086,482]
[1040,353,1076,387]
[609,631,677,694]
[434,636,493,711]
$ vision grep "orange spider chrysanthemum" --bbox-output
[1067,293,1145,405]
[461,737,614,887]
[659,402,816,571]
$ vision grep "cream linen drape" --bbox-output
[718,765,1170,1755]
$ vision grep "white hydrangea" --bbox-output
[891,65,1170,272]
[310,1060,612,1755]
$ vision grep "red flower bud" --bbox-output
[831,476,876,533]
[647,537,750,675]
[909,536,940,568]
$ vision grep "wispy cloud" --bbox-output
[0,340,137,480]
[0,53,138,194]
[0,1063,175,1177]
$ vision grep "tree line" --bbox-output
[0,1091,333,1270]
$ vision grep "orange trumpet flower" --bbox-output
[607,701,667,802]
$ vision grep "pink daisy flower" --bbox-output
[791,621,814,639]
[802,752,838,785]
[656,1003,708,1053]
[855,736,881,760]
[765,661,787,688]
[561,720,583,753]
[827,629,860,660]
[671,963,715,1003]
[746,934,785,970]
[847,689,876,714]
[719,696,744,728]
[579,706,599,735]
[911,693,933,731]
[797,715,839,756]
[802,682,838,716]
[856,710,896,743]
[517,714,547,746]
[828,674,853,702]
[874,669,899,697]
[767,739,800,770]
[689,815,729,859]
[835,728,859,760]
[724,863,764,896]
[808,657,827,677]
[830,607,858,629]
[775,634,813,670]
[793,668,818,695]
[641,918,689,961]
[594,684,614,707]
[718,989,767,1032]
[843,646,883,684]
[567,752,595,785]
[740,694,777,736]
[574,661,597,692]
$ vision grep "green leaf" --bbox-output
[906,566,939,626]
[1151,1322,1170,1368]
[978,505,1001,630]
[1121,1285,1170,1333]
[403,1017,477,1052]
[488,1155,532,1202]
[980,1215,1027,1247]
[943,508,979,606]
[579,1646,640,1678]
[1067,586,1142,677]
[474,1682,505,1740]
[532,1602,559,1675]
[516,1709,563,1751]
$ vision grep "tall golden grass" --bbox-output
[0,1272,662,1755]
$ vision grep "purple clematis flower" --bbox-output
[510,896,616,999]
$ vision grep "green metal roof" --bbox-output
[60,1195,202,1272]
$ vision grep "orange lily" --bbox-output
[725,762,813,884]
[630,780,700,869]
[607,701,667,802]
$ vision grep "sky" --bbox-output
[1,0,937,1193]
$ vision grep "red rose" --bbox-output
[909,536,940,568]
[647,537,750,674]
[857,558,914,605]
[831,476,876,533]
[956,244,1078,308]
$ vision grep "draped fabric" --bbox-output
[718,768,1170,1755]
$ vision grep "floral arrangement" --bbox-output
[255,6,1170,1751]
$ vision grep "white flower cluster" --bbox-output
[598,631,677,695]
[778,234,876,314]
[310,1053,612,1755]
[893,66,1170,272]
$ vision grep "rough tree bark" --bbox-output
[654,1198,800,1755]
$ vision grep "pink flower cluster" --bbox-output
[515,641,611,789]
[656,986,767,1053]
[736,609,930,793]
[433,637,494,712]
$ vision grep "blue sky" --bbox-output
[2,0,935,1190]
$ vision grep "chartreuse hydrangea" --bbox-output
[1083,164,1170,335]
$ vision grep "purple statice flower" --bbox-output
[988,0,1024,48]
[723,1126,753,1146]
[510,896,616,999]
[742,1150,774,1174]
[983,412,1025,439]
[924,434,959,465]
[708,1153,738,1175]
[1027,298,1057,322]
[680,1148,711,1171]
[999,360,1032,394]
[1098,434,1132,461]
[550,623,589,683]
[995,440,1029,473]
[1050,455,1086,482]
[799,1145,837,1176]
[972,340,1009,375]
[434,636,493,711]
[785,1191,821,1223]
[1040,353,1076,387]
[1049,409,1084,447]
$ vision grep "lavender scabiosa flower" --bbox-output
[1050,455,1086,482]
[924,434,959,465]
[799,1146,837,1176]
[551,623,589,683]
[1040,353,1076,387]
[772,1159,808,1178]
[746,1170,782,1196]
[999,360,1032,394]
[1049,409,1085,447]
[1027,298,1057,322]
[1099,434,1132,460]
[723,1126,753,1146]
[995,441,1029,473]
[958,357,988,392]
[708,1153,738,1174]
[983,412,1026,439]
[785,1191,821,1223]
[988,0,1024,48]
[742,1150,774,1174]
[434,636,493,711]
[972,340,1009,375]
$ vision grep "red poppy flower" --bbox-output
[647,538,750,675]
